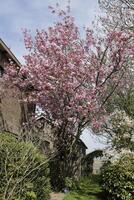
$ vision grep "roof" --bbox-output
[0,38,21,67]
[35,114,51,123]
[78,139,88,149]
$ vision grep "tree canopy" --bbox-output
[2,5,133,140]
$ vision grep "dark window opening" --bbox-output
[27,102,36,113]
[0,50,3,61]
[0,66,4,78]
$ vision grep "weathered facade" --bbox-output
[92,157,105,174]
[0,39,24,134]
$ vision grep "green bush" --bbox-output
[0,132,51,200]
[65,177,74,189]
[101,153,134,200]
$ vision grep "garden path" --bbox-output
[50,192,65,200]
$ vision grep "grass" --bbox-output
[63,192,101,200]
[63,175,103,200]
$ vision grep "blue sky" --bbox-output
[0,0,106,152]
[0,0,100,62]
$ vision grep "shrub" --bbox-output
[0,132,51,200]
[65,177,74,190]
[101,153,134,200]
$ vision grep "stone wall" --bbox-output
[0,91,22,133]
[0,44,24,134]
[92,157,105,174]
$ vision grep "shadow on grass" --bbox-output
[64,192,102,200]
[75,190,105,200]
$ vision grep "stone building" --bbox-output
[83,149,104,175]
[92,157,105,174]
[0,38,24,134]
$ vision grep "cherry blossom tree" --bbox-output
[4,6,133,136]
[1,4,133,188]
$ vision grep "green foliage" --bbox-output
[101,153,134,200]
[73,175,102,194]
[0,132,51,200]
[64,175,103,200]
[116,89,134,118]
[106,87,134,118]
[65,177,74,189]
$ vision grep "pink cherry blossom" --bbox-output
[2,5,134,138]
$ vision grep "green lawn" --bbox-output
[63,175,103,200]
[64,191,101,200]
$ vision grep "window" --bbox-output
[0,65,4,78]
[0,50,3,61]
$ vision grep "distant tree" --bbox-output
[98,0,134,115]
[98,0,134,31]
[103,110,134,151]
[105,87,134,117]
